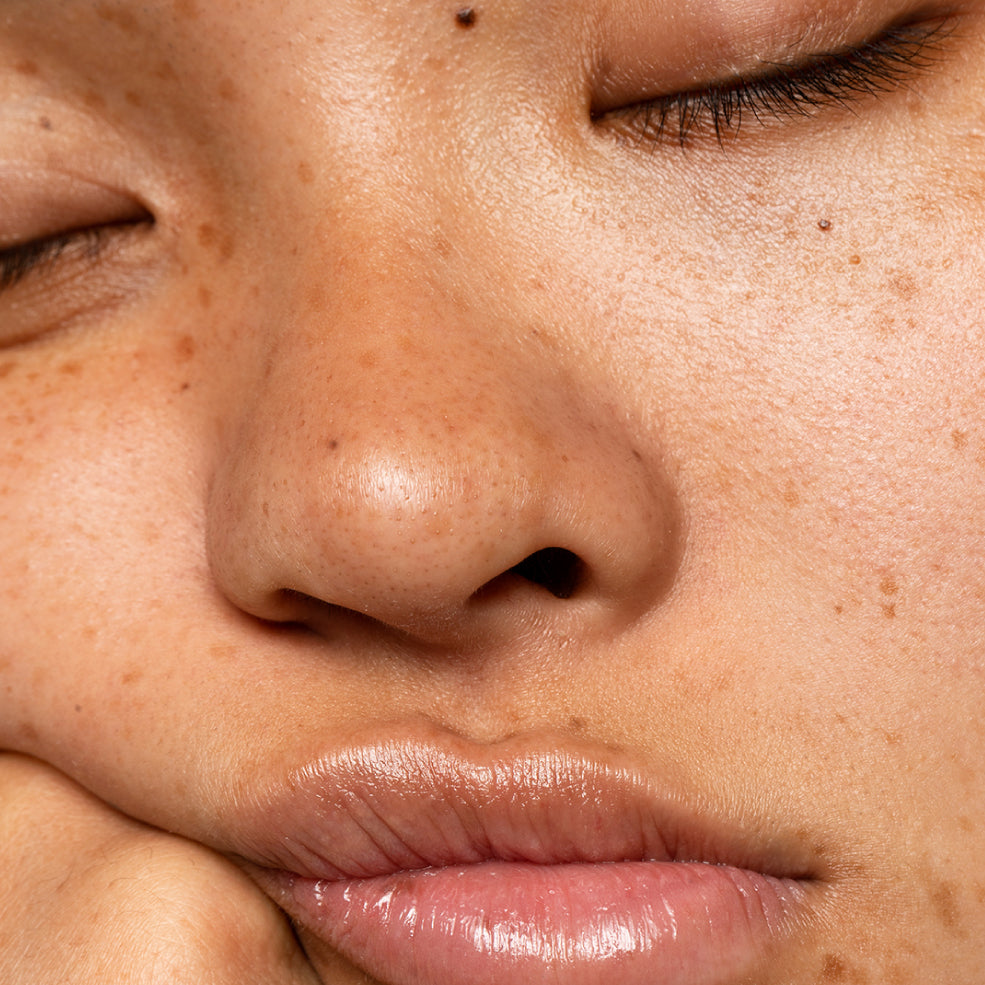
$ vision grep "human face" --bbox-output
[2,0,985,981]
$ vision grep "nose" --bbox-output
[206,236,681,653]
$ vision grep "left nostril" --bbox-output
[508,548,584,600]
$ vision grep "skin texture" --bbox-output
[1,0,985,981]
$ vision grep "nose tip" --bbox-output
[208,390,679,648]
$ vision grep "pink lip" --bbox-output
[236,726,816,985]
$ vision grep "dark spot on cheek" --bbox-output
[74,704,82,713]
[39,117,53,131]
[931,881,963,934]
[197,223,235,260]
[173,0,200,19]
[59,361,82,377]
[175,334,196,363]
[125,89,143,107]
[326,438,340,451]
[218,78,239,102]
[298,161,315,184]
[952,429,968,451]
[83,89,106,110]
[197,285,213,309]
[95,3,140,34]
[14,60,39,76]
[0,362,15,379]
[821,953,848,980]
[455,7,477,27]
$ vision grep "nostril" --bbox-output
[509,548,584,600]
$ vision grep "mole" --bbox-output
[818,218,832,232]
[455,7,477,27]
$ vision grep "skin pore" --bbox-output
[2,0,985,981]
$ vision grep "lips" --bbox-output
[235,725,817,985]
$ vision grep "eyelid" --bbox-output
[595,16,955,146]
[0,168,149,248]
[591,3,957,112]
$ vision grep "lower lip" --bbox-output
[272,860,806,985]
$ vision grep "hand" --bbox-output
[0,753,321,984]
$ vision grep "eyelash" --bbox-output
[603,18,954,147]
[0,226,113,292]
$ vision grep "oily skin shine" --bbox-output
[2,0,985,981]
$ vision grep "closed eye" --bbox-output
[596,17,955,148]
[0,222,154,292]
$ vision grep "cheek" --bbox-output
[0,317,216,757]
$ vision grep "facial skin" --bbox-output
[2,0,985,980]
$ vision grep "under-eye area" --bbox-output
[595,17,956,148]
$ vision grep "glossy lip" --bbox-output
[234,724,819,985]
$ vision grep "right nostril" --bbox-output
[509,548,584,600]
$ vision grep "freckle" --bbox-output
[879,576,899,596]
[173,0,199,18]
[125,89,143,107]
[849,254,862,266]
[298,161,315,184]
[155,61,178,82]
[59,361,82,376]
[83,90,106,110]
[891,272,917,300]
[39,117,53,131]
[14,60,39,76]
[821,953,848,980]
[882,730,902,745]
[218,78,239,102]
[121,669,143,685]
[197,285,212,309]
[180,381,191,392]
[455,7,477,27]
[817,218,832,231]
[952,429,968,450]
[882,603,896,618]
[197,223,217,248]
[326,438,339,450]
[931,881,962,933]
[0,363,15,379]
[782,480,800,506]
[358,350,378,369]
[175,334,196,362]
[18,722,39,741]
[834,603,844,614]
[95,3,139,34]
[568,716,587,733]
[74,704,82,712]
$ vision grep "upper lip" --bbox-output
[228,722,819,883]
